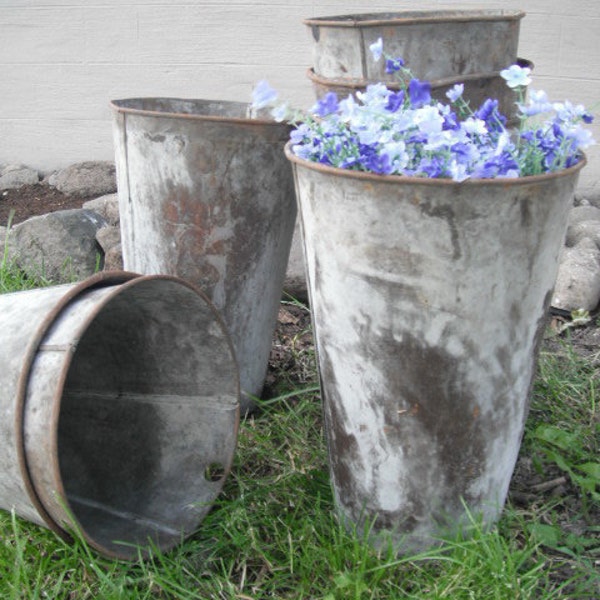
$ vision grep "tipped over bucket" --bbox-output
[0,272,239,559]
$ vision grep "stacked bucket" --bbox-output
[304,10,527,121]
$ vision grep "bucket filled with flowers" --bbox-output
[253,42,594,552]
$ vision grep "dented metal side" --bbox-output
[288,148,584,552]
[111,98,297,412]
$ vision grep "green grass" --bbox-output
[0,265,598,598]
[1,220,52,293]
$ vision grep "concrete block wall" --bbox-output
[1,0,598,193]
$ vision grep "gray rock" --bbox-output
[11,209,108,283]
[48,161,116,197]
[103,243,123,271]
[553,238,600,311]
[83,193,120,225]
[0,164,39,190]
[575,189,600,209]
[567,205,600,227]
[565,219,600,249]
[96,225,121,253]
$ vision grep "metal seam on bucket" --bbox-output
[14,271,140,540]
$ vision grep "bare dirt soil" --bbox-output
[0,182,92,226]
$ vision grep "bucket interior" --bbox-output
[55,279,238,557]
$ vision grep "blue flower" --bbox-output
[408,79,431,108]
[359,145,392,174]
[251,80,278,109]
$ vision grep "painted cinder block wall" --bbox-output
[1,0,599,194]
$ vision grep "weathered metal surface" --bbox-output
[0,271,239,560]
[307,59,534,126]
[287,145,584,552]
[111,98,297,413]
[305,10,524,82]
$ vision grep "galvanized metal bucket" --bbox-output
[304,10,525,82]
[111,98,297,413]
[0,271,239,560]
[286,144,585,553]
[307,59,534,126]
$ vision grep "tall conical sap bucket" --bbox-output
[111,98,297,413]
[0,272,239,560]
[304,10,524,82]
[286,145,585,552]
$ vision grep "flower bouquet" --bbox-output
[253,37,594,181]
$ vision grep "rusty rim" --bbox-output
[303,10,525,28]
[306,59,534,92]
[14,271,140,540]
[110,97,291,128]
[284,142,587,187]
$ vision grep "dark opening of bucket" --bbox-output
[52,278,239,558]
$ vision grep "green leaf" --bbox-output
[575,462,600,482]
[528,523,561,548]
[533,424,578,451]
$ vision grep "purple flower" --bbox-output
[408,79,431,108]
[475,99,506,131]
[417,156,446,178]
[385,90,405,112]
[385,58,405,74]
[312,92,339,117]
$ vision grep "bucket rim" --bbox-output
[285,141,587,187]
[303,9,526,28]
[14,271,140,541]
[306,58,534,91]
[110,97,289,127]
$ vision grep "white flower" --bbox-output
[369,37,383,62]
[500,64,532,88]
